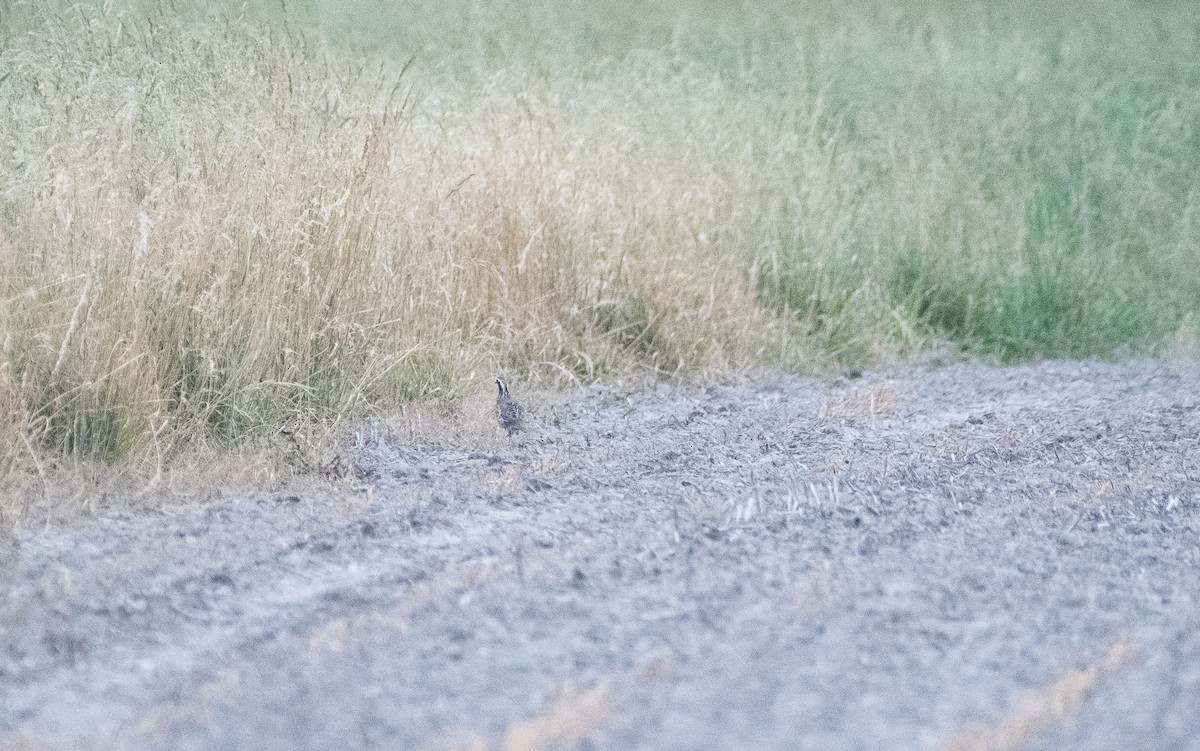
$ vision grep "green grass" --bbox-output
[1,0,1197,502]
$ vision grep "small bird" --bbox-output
[495,378,525,435]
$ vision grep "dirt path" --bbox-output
[2,361,1199,751]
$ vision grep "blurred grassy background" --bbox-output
[1,0,1197,505]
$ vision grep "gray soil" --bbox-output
[2,361,1199,751]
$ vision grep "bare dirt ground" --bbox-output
[1,361,1199,751]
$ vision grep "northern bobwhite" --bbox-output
[495,378,525,435]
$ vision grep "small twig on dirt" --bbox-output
[1062,510,1085,536]
[442,172,475,201]
[514,536,525,585]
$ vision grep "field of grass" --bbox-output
[1,0,1197,507]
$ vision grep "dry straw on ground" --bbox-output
[940,637,1140,751]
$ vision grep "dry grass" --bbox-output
[818,382,910,421]
[0,669,243,751]
[120,669,244,746]
[426,680,612,751]
[940,637,1140,751]
[501,682,613,751]
[791,566,839,610]
[1,0,1198,510]
[0,734,54,751]
[305,530,608,660]
[306,554,511,655]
